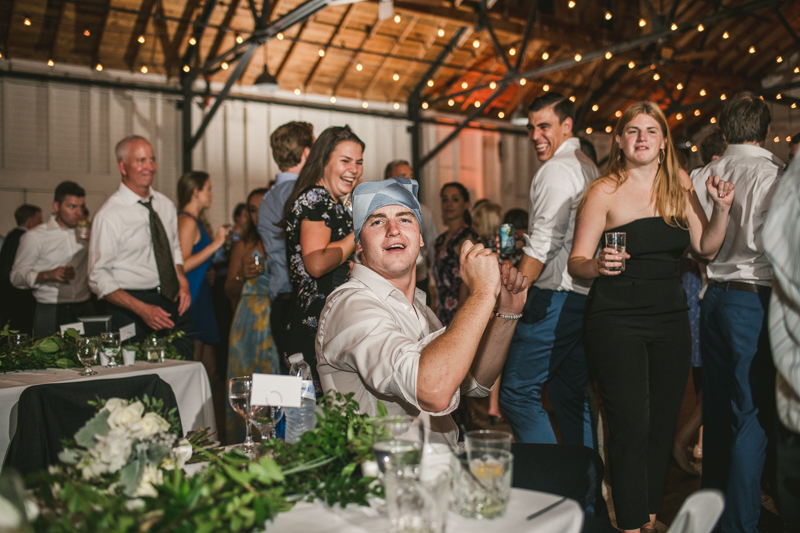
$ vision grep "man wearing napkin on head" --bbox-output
[316,177,529,445]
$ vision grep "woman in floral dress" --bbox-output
[282,125,364,387]
[433,182,479,326]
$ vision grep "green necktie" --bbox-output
[139,199,180,300]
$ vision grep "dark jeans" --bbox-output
[585,310,691,530]
[700,285,775,533]
[32,299,96,337]
[108,289,193,360]
[270,293,293,374]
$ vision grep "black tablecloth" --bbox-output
[4,374,181,475]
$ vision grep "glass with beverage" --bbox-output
[372,415,424,475]
[228,376,255,452]
[100,332,121,368]
[76,337,99,376]
[605,232,626,272]
[253,253,265,275]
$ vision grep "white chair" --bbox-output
[666,489,725,533]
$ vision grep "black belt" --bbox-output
[125,288,162,296]
[710,280,770,295]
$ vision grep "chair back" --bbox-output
[666,489,725,533]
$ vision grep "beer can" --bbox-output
[499,223,515,255]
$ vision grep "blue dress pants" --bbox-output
[700,284,775,533]
[499,288,593,447]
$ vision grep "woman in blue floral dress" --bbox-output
[282,125,364,387]
[433,182,479,326]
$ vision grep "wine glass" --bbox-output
[372,415,424,475]
[101,332,120,368]
[248,399,284,444]
[76,337,99,376]
[228,377,255,452]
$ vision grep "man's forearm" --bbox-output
[104,289,145,317]
[517,253,545,283]
[470,316,518,388]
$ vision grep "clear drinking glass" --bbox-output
[100,332,121,368]
[465,429,512,461]
[454,449,514,519]
[248,404,284,443]
[76,337,99,376]
[228,377,255,452]
[384,463,451,533]
[143,336,166,363]
[605,232,626,272]
[372,415,424,475]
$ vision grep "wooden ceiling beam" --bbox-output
[362,15,419,98]
[124,0,158,70]
[0,0,14,54]
[35,0,65,57]
[304,4,357,90]
[275,20,309,80]
[205,0,243,64]
[332,17,384,95]
[83,0,111,67]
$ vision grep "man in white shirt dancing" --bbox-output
[316,178,528,445]
[499,93,598,448]
[11,181,95,336]
[88,135,192,357]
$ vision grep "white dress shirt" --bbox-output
[523,136,598,294]
[764,158,800,433]
[10,216,90,304]
[690,144,784,285]
[316,264,491,446]
[88,183,183,298]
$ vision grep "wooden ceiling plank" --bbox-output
[153,0,174,72]
[332,17,384,95]
[387,24,439,102]
[205,0,243,64]
[87,0,111,67]
[124,0,158,69]
[166,0,203,75]
[275,20,310,80]
[304,4,356,90]
[35,0,65,55]
[362,15,419,98]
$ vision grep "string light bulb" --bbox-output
[777,56,783,63]
[24,17,31,26]
[489,81,497,89]
[421,101,428,109]
[710,117,716,124]
[189,37,197,45]
[221,62,229,70]
[183,65,190,72]
[671,23,678,31]
[697,24,704,32]
[569,96,576,102]
[95,63,103,71]
[362,101,369,108]
[509,47,516,56]
[574,54,582,62]
[605,126,612,133]
[605,51,612,59]
[653,73,660,80]
[776,94,782,100]
[542,52,549,60]
[356,63,363,71]
[605,12,612,20]
[691,145,697,152]
[392,72,400,81]
[793,103,798,109]
[498,111,505,118]
[47,59,54,67]
[699,89,706,96]
[794,67,799,73]
[330,96,336,103]
[749,46,756,54]
[427,79,434,87]
[277,33,284,40]
[437,27,445,37]
[639,18,646,27]
[568,1,575,7]
[84,29,90,37]
[676,113,683,120]
[294,88,301,95]
[393,102,400,110]
[474,101,481,108]
[473,39,480,48]
[585,127,592,134]
[236,33,244,44]
[448,99,454,106]
[519,78,527,86]
[140,65,148,74]
[543,84,550,91]
[461,81,468,89]
[677,83,684,90]
[788,136,793,142]
[694,109,700,116]
[592,104,599,111]
[138,35,145,44]
[628,61,635,69]
[722,31,729,39]
[774,136,780,143]
[318,49,325,57]
[393,14,401,23]
[615,110,622,117]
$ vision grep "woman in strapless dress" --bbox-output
[567,101,735,533]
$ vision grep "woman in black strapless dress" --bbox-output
[568,101,735,533]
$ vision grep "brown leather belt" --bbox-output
[710,280,770,295]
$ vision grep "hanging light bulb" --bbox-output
[710,117,716,124]
[697,24,704,32]
[141,65,148,74]
[489,81,497,89]
[318,49,325,57]
[605,51,612,59]
[183,65,190,72]
[356,63,363,71]
[628,61,635,69]
[421,102,428,109]
[543,84,550,91]
[438,27,445,37]
[294,88,301,95]
[671,23,678,31]
[236,33,244,44]
[330,96,336,103]
[542,52,549,60]
[774,136,780,143]
[592,104,599,111]
[749,46,756,53]
[189,37,197,45]
[691,145,698,152]
[362,101,369,108]
[519,78,527,86]
[676,113,683,120]
[653,73,660,80]
[793,103,798,109]
[605,126,612,133]
[277,33,284,40]
[473,39,480,49]
[461,81,468,89]
[569,96,576,102]
[776,93,782,100]
[574,54,582,61]
[722,31,729,39]
[47,59,54,67]
[777,56,783,63]
[24,17,32,26]
[694,109,701,116]
[221,62,229,70]
[509,47,516,56]
[95,63,103,71]
[585,127,592,134]
[639,18,647,27]
[605,12,612,20]
[615,110,622,117]
[498,111,505,118]
[699,89,706,96]
[474,101,481,108]
[393,72,400,81]
[393,14,401,23]
[84,29,91,37]
[393,102,400,110]
[138,35,145,44]
[427,79,434,87]
[448,99,454,106]
[794,67,799,74]
[677,83,684,90]
[568,1,576,7]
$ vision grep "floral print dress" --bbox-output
[284,185,353,385]
[433,225,480,326]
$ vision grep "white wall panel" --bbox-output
[3,80,48,173]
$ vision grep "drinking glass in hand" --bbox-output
[372,415,424,475]
[101,332,121,368]
[253,253,265,275]
[228,377,255,451]
[76,337,99,376]
[605,232,626,272]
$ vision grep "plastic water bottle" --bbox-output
[285,353,317,444]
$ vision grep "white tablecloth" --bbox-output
[266,489,584,533]
[0,360,216,466]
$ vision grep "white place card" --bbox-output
[60,322,85,335]
[251,374,302,408]
[119,323,136,342]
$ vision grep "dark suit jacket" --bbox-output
[0,227,36,333]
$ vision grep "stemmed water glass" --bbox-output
[228,377,255,452]
[76,337,99,376]
[248,401,284,444]
[100,332,120,368]
[372,415,424,475]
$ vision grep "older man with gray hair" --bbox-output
[88,135,192,356]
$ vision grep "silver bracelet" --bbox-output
[494,311,523,320]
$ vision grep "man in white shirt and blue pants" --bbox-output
[10,181,95,336]
[691,92,784,533]
[499,93,598,449]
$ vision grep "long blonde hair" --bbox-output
[472,201,503,242]
[590,101,687,227]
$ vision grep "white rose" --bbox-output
[134,464,163,498]
[172,439,193,470]
[139,412,171,437]
[103,398,128,414]
[107,401,144,429]
[94,429,132,473]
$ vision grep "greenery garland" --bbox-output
[22,391,380,533]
